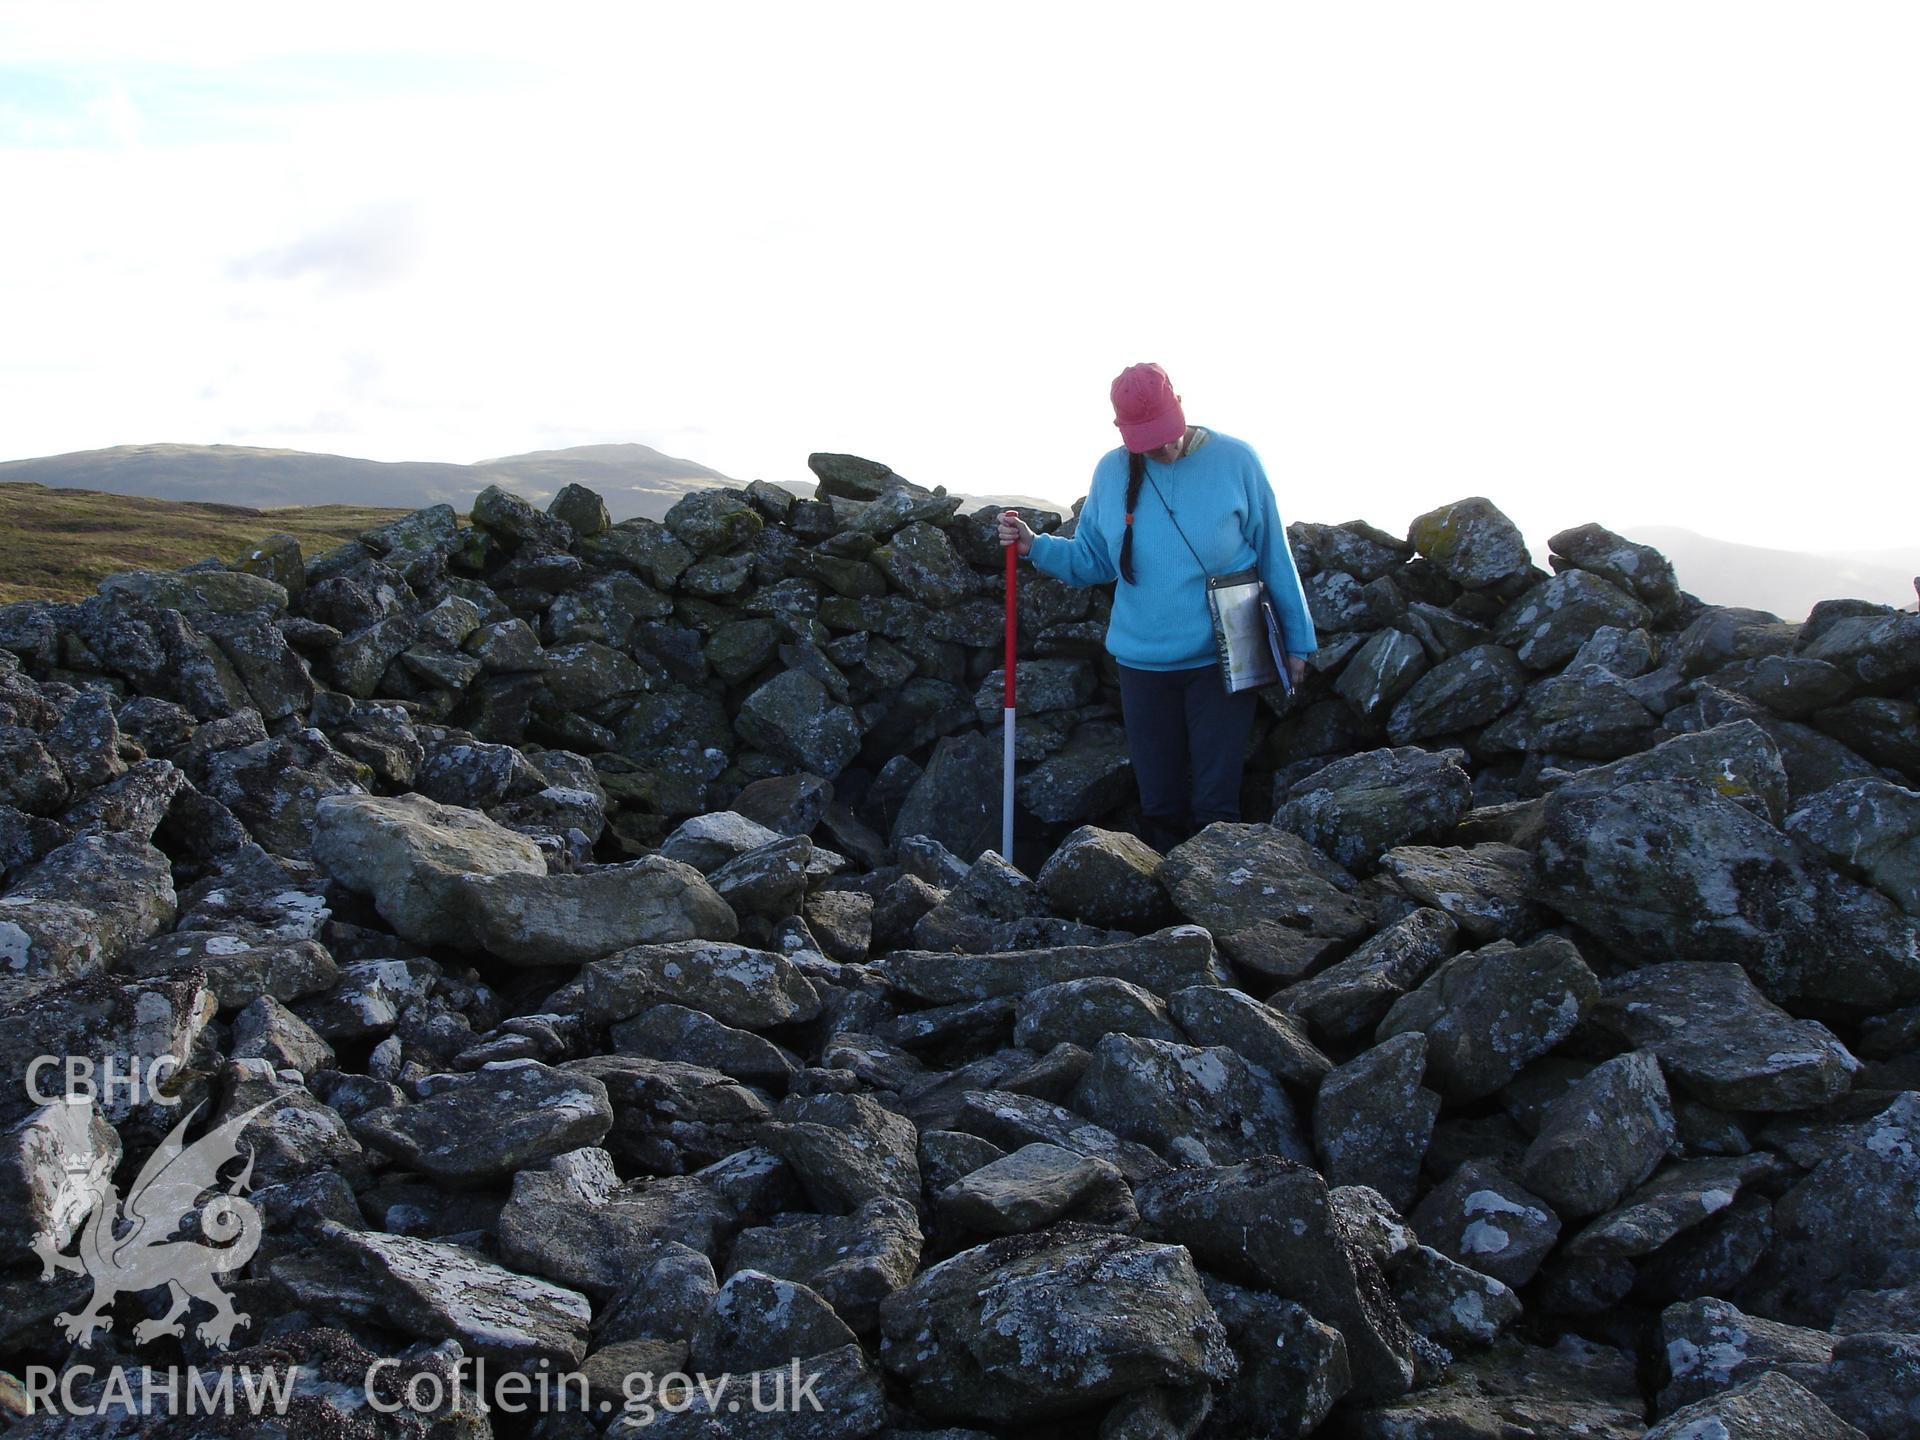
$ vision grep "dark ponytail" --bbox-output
[1118,451,1146,583]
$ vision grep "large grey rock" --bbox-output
[1519,1049,1676,1218]
[710,835,815,921]
[41,689,128,793]
[1747,1091,1920,1325]
[1160,824,1371,979]
[891,731,1000,862]
[230,994,335,1074]
[731,772,834,835]
[1712,653,1856,718]
[846,480,959,538]
[1740,707,1897,807]
[1789,779,1920,917]
[1537,778,1920,1012]
[765,1092,921,1214]
[691,1269,860,1376]
[1386,643,1528,744]
[1308,568,1405,633]
[728,1195,922,1333]
[969,659,1096,726]
[452,856,737,964]
[1069,1032,1313,1168]
[1036,825,1174,930]
[934,1142,1130,1234]
[1379,841,1540,942]
[311,792,546,949]
[1407,497,1532,589]
[1781,1333,1920,1440]
[1137,1156,1415,1401]
[911,850,1109,955]
[1566,1154,1783,1258]
[1546,719,1792,825]
[663,488,762,553]
[659,810,786,872]
[1644,1373,1866,1440]
[1495,570,1653,671]
[1342,1334,1645,1440]
[59,756,183,840]
[198,727,372,856]
[414,736,545,809]
[473,481,574,548]
[1798,609,1920,691]
[1017,733,1135,827]
[951,1089,1170,1188]
[98,567,289,619]
[0,972,216,1130]
[809,452,896,502]
[499,1149,732,1299]
[1567,622,1659,677]
[874,521,977,606]
[0,1097,119,1259]
[595,1240,718,1345]
[1814,696,1920,784]
[1273,907,1462,1043]
[1167,984,1332,1091]
[1548,522,1683,620]
[563,1054,769,1174]
[1273,747,1473,872]
[738,672,862,778]
[1334,628,1429,722]
[266,1219,591,1367]
[1833,1284,1920,1335]
[1202,1276,1352,1437]
[0,831,176,1000]
[1657,1296,1835,1411]
[584,516,696,590]
[1377,935,1600,1102]
[1313,1032,1438,1212]
[876,926,1229,1004]
[877,1225,1235,1425]
[1588,963,1859,1111]
[561,940,824,1030]
[1013,976,1178,1052]
[611,1002,800,1087]
[351,1059,613,1184]
[1481,664,1661,758]
[1390,1244,1521,1350]
[1670,606,1797,679]
[0,726,68,815]
[1410,1160,1562,1289]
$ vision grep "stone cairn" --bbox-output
[0,452,1917,1438]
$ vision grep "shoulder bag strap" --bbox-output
[1141,471,1211,580]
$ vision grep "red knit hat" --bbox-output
[1110,362,1186,453]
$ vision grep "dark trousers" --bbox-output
[1116,662,1258,852]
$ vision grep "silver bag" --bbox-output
[1206,568,1290,694]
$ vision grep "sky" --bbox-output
[1,1,1916,558]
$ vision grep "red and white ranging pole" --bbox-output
[1002,528,1018,862]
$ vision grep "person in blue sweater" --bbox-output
[998,362,1317,852]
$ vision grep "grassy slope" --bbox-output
[0,483,409,604]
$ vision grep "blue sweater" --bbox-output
[1027,430,1318,671]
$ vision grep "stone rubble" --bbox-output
[1,466,1918,1435]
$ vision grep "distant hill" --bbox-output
[1621,525,1919,621]
[0,441,745,523]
